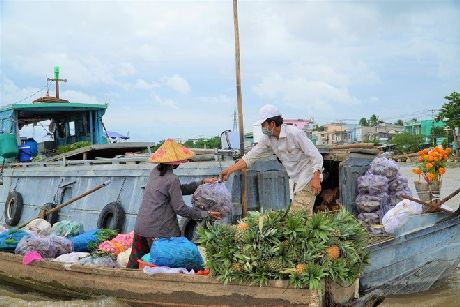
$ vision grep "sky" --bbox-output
[1,0,459,142]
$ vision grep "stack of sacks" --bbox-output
[15,233,72,258]
[98,231,134,256]
[356,172,388,228]
[369,157,412,209]
[356,157,413,233]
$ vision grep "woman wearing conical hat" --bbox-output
[126,139,221,268]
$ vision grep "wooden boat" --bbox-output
[361,210,460,295]
[0,252,326,306]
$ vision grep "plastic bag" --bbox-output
[51,221,83,238]
[24,219,51,236]
[0,229,29,252]
[15,233,72,258]
[382,199,423,234]
[80,256,119,268]
[53,252,90,264]
[143,266,195,275]
[70,230,98,252]
[389,188,412,206]
[369,157,399,178]
[192,183,232,216]
[117,248,132,268]
[150,236,204,270]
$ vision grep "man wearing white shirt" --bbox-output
[220,104,323,216]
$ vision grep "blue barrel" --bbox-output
[18,138,38,162]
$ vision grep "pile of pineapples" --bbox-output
[197,208,369,289]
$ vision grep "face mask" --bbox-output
[261,125,274,136]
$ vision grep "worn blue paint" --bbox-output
[0,159,289,232]
[361,212,460,295]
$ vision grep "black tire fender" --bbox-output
[4,191,24,226]
[97,201,125,232]
[42,203,59,225]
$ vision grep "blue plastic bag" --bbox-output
[0,229,28,252]
[70,230,98,252]
[150,237,204,270]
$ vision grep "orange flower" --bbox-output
[428,155,435,162]
[423,155,429,161]
[412,168,422,175]
[438,167,446,175]
[418,156,424,162]
[418,150,425,156]
[425,163,433,169]
[445,148,452,154]
[426,173,435,181]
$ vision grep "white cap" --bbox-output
[255,104,281,125]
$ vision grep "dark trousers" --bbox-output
[126,233,153,268]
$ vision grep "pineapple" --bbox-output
[234,222,249,241]
[231,262,242,272]
[326,245,340,260]
[295,263,306,275]
[265,258,284,272]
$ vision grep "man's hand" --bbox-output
[219,168,232,181]
[219,159,248,181]
[310,171,322,195]
[202,177,218,184]
[208,211,222,220]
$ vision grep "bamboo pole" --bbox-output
[233,0,248,217]
[18,180,111,228]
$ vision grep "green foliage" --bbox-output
[56,141,91,154]
[183,136,221,149]
[395,119,404,126]
[391,132,423,154]
[359,118,369,127]
[197,209,369,289]
[438,92,460,130]
[369,114,379,127]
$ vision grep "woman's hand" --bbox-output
[202,177,219,184]
[208,211,222,220]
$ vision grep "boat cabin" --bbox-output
[0,102,107,156]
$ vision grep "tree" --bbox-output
[395,119,404,126]
[391,132,423,154]
[438,92,460,130]
[368,114,379,127]
[359,118,368,127]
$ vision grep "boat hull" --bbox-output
[361,212,460,295]
[0,252,324,306]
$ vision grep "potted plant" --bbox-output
[412,147,451,202]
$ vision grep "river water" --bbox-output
[0,165,458,306]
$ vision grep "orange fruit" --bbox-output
[326,245,341,260]
[295,264,306,275]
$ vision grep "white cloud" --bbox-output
[253,73,359,113]
[60,90,99,104]
[134,79,160,90]
[152,94,178,110]
[164,75,191,95]
[198,95,233,105]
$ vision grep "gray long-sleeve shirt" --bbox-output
[134,168,208,238]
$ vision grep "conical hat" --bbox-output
[149,139,195,164]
